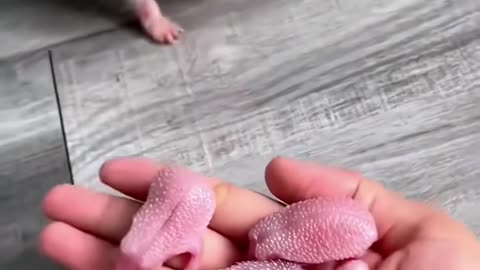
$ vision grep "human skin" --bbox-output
[116,165,378,270]
[38,157,480,270]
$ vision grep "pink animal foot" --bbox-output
[134,0,184,44]
[146,17,184,44]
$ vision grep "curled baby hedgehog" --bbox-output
[116,166,377,270]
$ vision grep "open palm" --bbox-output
[38,157,480,270]
[263,159,480,270]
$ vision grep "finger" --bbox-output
[310,250,382,270]
[38,222,117,270]
[99,157,161,201]
[264,157,432,254]
[42,184,242,269]
[336,260,369,270]
[360,251,383,269]
[100,157,283,243]
[38,222,173,270]
[42,184,138,243]
[164,229,242,270]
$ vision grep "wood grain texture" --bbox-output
[0,0,129,59]
[0,52,71,269]
[0,0,226,60]
[53,0,480,234]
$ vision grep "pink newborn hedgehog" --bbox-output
[115,166,378,270]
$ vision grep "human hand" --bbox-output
[39,157,282,270]
[38,157,480,269]
[263,158,480,269]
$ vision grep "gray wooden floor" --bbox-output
[1,0,480,268]
[0,52,70,269]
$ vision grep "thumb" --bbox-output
[264,157,434,254]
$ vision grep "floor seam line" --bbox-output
[48,50,75,185]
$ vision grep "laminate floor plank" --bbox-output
[53,0,480,233]
[0,52,71,269]
[0,0,130,59]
